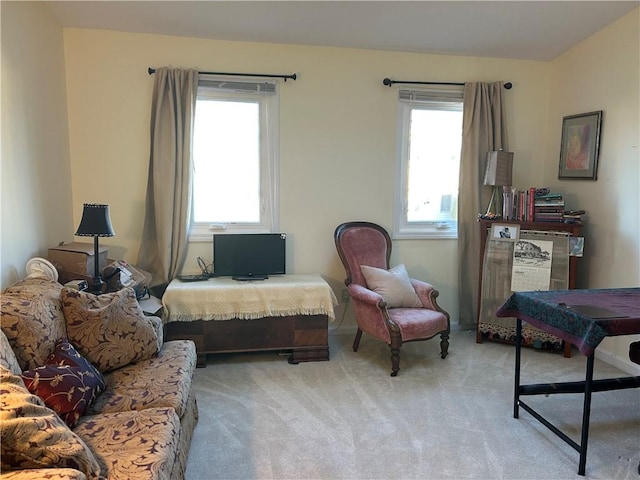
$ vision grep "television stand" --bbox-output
[233,274,268,281]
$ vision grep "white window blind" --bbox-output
[399,86,463,103]
[198,78,277,95]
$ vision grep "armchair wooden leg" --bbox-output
[440,332,450,359]
[352,328,363,352]
[390,346,400,377]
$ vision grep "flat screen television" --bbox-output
[213,233,286,280]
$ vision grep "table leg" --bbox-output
[563,341,573,358]
[514,317,522,419]
[578,353,595,475]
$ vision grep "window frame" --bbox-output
[392,86,464,240]
[189,78,279,242]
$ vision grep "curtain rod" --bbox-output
[148,67,297,81]
[383,78,512,89]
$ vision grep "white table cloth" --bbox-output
[163,274,338,322]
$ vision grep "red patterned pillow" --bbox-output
[21,339,106,427]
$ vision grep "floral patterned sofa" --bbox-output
[0,275,198,480]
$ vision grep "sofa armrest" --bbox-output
[410,278,437,309]
[410,279,449,322]
[146,315,164,347]
[347,283,385,307]
[1,468,87,479]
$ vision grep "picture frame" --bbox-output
[491,224,519,242]
[558,110,603,180]
[569,237,584,257]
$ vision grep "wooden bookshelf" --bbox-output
[476,219,583,357]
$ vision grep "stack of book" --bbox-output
[500,187,583,224]
[534,192,565,222]
[563,209,585,224]
[502,186,539,221]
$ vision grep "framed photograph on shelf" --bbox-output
[491,224,519,242]
[569,237,585,257]
[558,110,603,180]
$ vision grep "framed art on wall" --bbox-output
[558,110,603,180]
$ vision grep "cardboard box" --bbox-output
[48,242,109,281]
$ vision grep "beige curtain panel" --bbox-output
[138,67,198,288]
[457,82,509,329]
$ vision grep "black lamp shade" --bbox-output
[74,204,115,294]
[75,204,115,237]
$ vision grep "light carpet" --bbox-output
[185,329,639,480]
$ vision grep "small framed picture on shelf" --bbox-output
[491,224,519,242]
[558,110,602,180]
[569,237,585,257]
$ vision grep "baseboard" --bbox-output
[595,348,640,375]
[330,322,467,337]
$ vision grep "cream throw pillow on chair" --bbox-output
[360,264,423,308]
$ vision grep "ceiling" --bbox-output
[46,1,639,61]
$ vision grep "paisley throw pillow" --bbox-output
[0,366,103,478]
[61,288,159,373]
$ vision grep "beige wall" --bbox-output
[61,28,552,326]
[1,1,73,287]
[545,9,639,371]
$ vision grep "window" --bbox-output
[190,77,279,241]
[393,86,464,239]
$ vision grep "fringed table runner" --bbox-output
[163,274,338,322]
[497,287,640,356]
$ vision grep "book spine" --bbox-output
[534,200,565,207]
[535,217,564,223]
[535,213,564,222]
[535,207,564,213]
[508,186,516,219]
[502,186,510,220]
[528,187,536,221]
[536,193,563,200]
[535,211,564,217]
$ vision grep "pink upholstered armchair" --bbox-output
[334,221,450,376]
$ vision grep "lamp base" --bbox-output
[88,277,105,295]
[89,236,104,294]
[485,187,498,216]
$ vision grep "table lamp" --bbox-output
[75,203,115,293]
[483,150,513,216]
